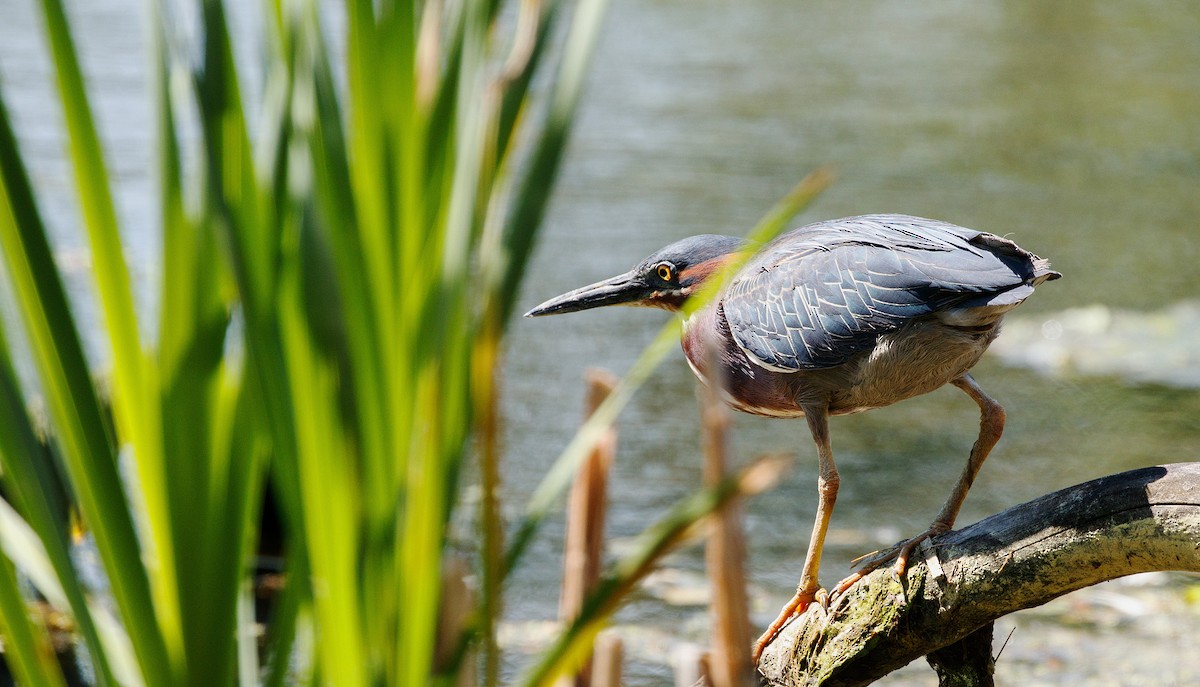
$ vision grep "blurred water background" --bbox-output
[2,0,1199,684]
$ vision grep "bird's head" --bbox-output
[525,235,745,317]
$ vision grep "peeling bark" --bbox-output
[757,462,1200,687]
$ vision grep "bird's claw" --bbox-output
[831,570,863,599]
[752,585,828,664]
[833,524,951,600]
[812,587,830,611]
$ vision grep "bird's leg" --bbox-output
[834,373,1005,594]
[753,405,838,663]
[911,374,1006,563]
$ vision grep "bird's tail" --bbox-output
[968,232,1061,286]
[1030,255,1061,286]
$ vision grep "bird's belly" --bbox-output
[828,321,999,413]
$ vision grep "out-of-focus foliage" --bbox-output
[0,0,823,683]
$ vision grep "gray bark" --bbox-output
[757,462,1200,686]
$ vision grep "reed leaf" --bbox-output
[0,515,67,687]
[0,498,142,685]
[0,0,768,683]
[0,80,168,683]
[0,297,117,686]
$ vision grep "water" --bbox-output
[2,0,1199,684]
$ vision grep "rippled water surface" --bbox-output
[2,0,1199,684]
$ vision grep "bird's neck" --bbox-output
[680,302,721,381]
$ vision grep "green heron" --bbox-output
[526,214,1059,659]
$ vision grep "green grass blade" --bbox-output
[290,10,407,676]
[236,578,260,685]
[194,0,272,310]
[200,381,266,687]
[0,309,118,686]
[34,0,145,357]
[491,1,560,170]
[34,2,181,669]
[344,0,396,365]
[300,5,396,538]
[154,1,223,389]
[156,4,275,681]
[382,0,423,320]
[281,292,368,686]
[400,4,489,679]
[0,498,142,686]
[0,533,67,687]
[0,85,168,684]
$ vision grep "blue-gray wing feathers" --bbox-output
[723,214,1058,370]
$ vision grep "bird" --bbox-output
[525,213,1059,660]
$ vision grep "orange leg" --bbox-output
[834,373,1006,595]
[753,405,838,663]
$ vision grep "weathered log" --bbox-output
[925,623,994,687]
[757,462,1200,686]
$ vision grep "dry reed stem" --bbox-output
[702,341,753,687]
[556,369,618,687]
[435,556,475,687]
[590,632,623,687]
[673,643,710,687]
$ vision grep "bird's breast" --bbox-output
[681,305,810,418]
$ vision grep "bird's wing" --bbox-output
[723,214,1045,370]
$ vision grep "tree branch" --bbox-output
[925,622,994,687]
[757,462,1200,687]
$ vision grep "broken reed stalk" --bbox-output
[701,339,754,687]
[556,369,619,687]
[590,632,624,687]
[436,557,476,687]
[672,643,711,687]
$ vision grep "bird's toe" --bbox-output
[753,584,827,664]
[841,524,950,592]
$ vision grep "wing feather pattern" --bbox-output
[723,214,1057,370]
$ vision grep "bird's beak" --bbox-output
[524,271,650,317]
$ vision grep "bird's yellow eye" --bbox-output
[656,264,674,282]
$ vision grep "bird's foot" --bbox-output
[832,523,951,598]
[752,585,828,664]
